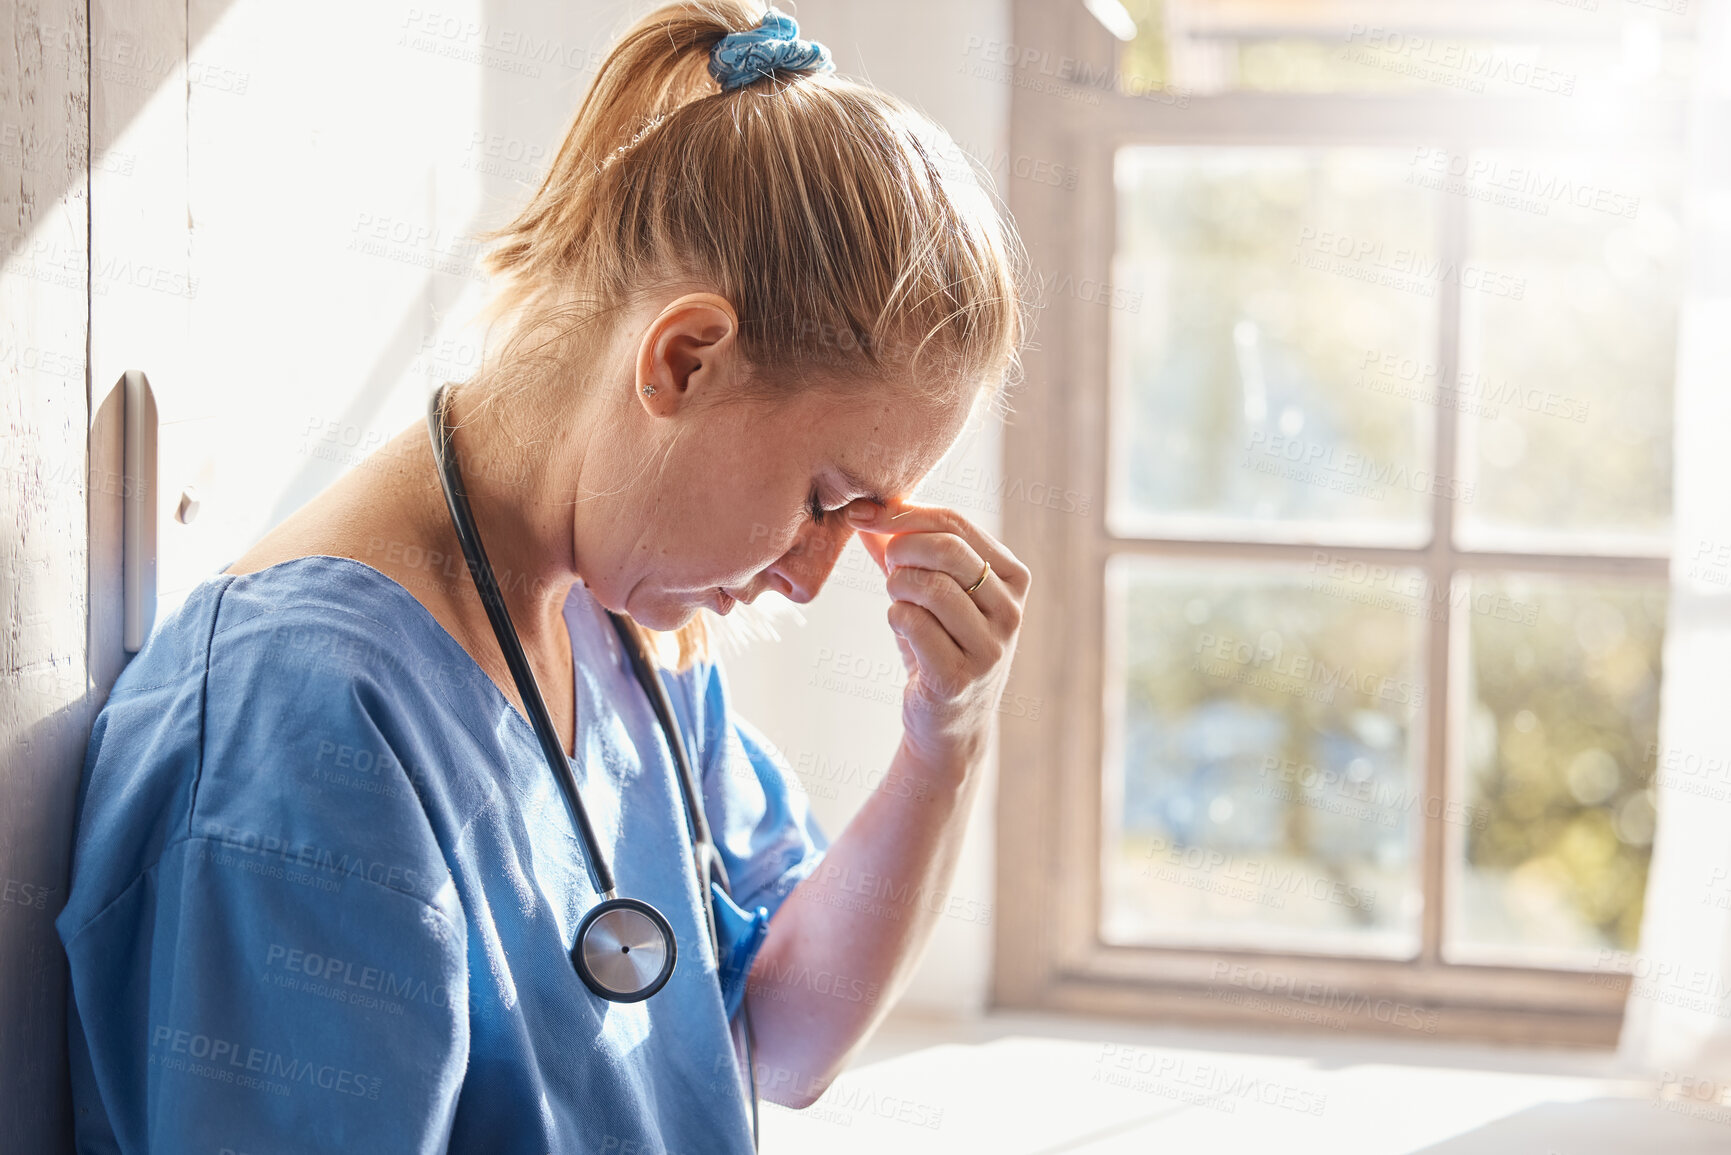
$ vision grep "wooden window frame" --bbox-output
[992,0,1682,1045]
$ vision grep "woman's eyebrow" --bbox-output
[834,463,890,506]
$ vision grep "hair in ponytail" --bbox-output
[473,0,1026,668]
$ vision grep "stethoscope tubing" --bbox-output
[427,384,761,1146]
[427,385,617,896]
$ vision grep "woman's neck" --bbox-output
[410,381,588,655]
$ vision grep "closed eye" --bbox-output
[808,488,845,524]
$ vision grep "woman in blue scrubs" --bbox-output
[55,3,1029,1152]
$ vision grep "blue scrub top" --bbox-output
[55,555,829,1154]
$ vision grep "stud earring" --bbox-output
[641,385,657,396]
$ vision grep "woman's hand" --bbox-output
[844,500,1031,765]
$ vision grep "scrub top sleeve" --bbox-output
[60,643,470,1155]
[688,659,829,921]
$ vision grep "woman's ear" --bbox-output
[636,293,740,415]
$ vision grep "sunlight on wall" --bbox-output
[159,0,621,609]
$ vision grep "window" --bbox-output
[995,0,1692,1042]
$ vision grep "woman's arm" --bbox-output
[742,500,1029,1107]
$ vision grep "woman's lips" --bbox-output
[713,588,736,615]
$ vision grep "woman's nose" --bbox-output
[768,519,853,603]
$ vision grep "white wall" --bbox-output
[165,0,1013,1015]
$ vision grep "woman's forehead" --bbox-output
[819,391,972,500]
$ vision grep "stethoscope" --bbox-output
[427,384,761,1145]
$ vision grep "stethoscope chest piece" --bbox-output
[574,897,677,1002]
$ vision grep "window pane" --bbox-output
[1455,152,1682,552]
[1111,148,1436,545]
[1102,558,1427,956]
[1448,574,1667,968]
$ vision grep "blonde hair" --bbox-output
[472,0,1026,669]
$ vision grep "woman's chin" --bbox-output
[628,592,714,631]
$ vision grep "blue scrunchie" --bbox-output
[708,7,835,93]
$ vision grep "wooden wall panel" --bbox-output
[0,1,91,1148]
